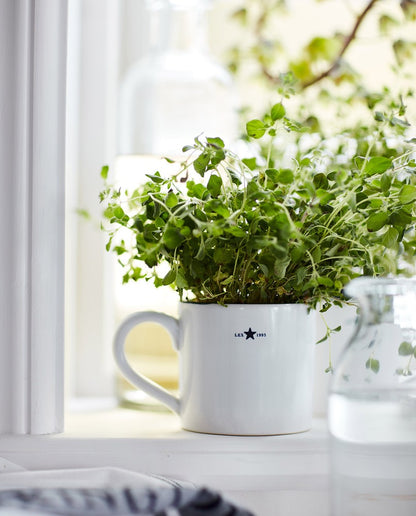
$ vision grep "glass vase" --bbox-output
[328,277,416,515]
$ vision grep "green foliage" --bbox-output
[101,100,416,308]
[227,0,416,91]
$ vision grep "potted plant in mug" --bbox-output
[101,98,416,435]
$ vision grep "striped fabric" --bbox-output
[0,486,254,516]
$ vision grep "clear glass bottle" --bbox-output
[329,277,416,515]
[115,0,238,410]
[118,0,238,157]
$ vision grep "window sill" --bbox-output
[0,405,330,516]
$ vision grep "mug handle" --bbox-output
[113,311,180,415]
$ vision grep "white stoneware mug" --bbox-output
[114,303,315,435]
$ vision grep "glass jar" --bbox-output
[328,277,416,515]
[118,0,238,156]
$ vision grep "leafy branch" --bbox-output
[228,0,416,98]
[301,0,378,89]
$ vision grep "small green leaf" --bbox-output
[370,198,383,209]
[374,111,386,122]
[176,271,188,289]
[163,228,185,249]
[101,165,109,180]
[131,268,142,281]
[366,358,380,373]
[242,158,257,171]
[246,119,267,139]
[367,212,389,232]
[206,137,225,148]
[195,241,206,261]
[313,173,329,189]
[399,184,416,204]
[364,157,392,175]
[390,116,410,128]
[145,172,164,184]
[389,209,412,227]
[274,258,290,279]
[317,276,333,287]
[311,247,321,263]
[379,14,399,35]
[291,245,305,263]
[382,227,399,248]
[271,103,286,121]
[162,269,176,285]
[113,206,126,220]
[187,181,209,200]
[207,174,223,198]
[180,226,191,237]
[206,200,230,218]
[296,266,307,284]
[265,168,280,183]
[210,148,226,166]
[277,169,294,184]
[398,341,414,356]
[193,152,210,176]
[76,208,91,220]
[226,226,246,237]
[113,245,126,256]
[380,173,392,193]
[166,192,178,208]
[316,334,328,344]
[316,189,335,205]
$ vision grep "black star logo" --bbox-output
[244,327,256,340]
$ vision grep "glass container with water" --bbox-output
[329,277,416,515]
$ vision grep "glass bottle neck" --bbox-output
[147,2,208,55]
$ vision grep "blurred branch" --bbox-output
[301,0,379,89]
[259,0,379,90]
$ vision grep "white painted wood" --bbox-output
[0,0,67,434]
[0,413,330,516]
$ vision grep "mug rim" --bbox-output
[179,301,310,308]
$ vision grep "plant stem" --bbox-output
[320,312,333,373]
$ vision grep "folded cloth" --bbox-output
[0,468,254,516]
[0,486,254,516]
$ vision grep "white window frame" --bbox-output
[0,0,67,434]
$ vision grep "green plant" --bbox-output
[101,98,416,310]
[228,0,416,94]
[226,0,416,144]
